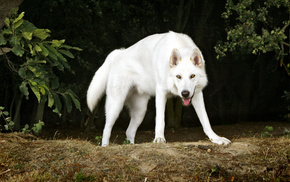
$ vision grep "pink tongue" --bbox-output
[183,98,191,106]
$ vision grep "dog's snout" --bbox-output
[181,90,190,98]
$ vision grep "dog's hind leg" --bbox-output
[101,95,125,147]
[125,93,150,144]
[101,77,132,147]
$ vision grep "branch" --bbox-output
[0,47,18,73]
[281,41,289,47]
[281,21,290,32]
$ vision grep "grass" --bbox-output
[0,131,289,181]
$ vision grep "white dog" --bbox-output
[87,31,231,146]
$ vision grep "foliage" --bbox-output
[215,0,290,75]
[0,106,14,132]
[262,125,274,137]
[0,106,44,134]
[0,9,81,116]
[16,0,289,124]
[123,138,131,145]
[21,120,44,134]
[95,136,102,146]
[75,172,95,182]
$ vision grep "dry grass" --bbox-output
[0,131,289,182]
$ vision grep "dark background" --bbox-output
[1,0,289,131]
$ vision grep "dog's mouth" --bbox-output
[182,96,193,106]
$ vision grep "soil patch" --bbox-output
[0,121,289,181]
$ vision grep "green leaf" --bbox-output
[8,121,14,127]
[45,44,69,70]
[12,12,24,29]
[12,12,24,25]
[56,51,67,62]
[18,67,26,78]
[56,63,64,71]
[4,125,9,130]
[48,93,54,108]
[34,44,42,52]
[62,94,72,113]
[61,45,83,51]
[20,20,37,32]
[265,126,273,131]
[45,44,65,60]
[24,124,29,129]
[28,44,35,55]
[10,35,21,46]
[3,111,9,116]
[51,39,65,48]
[38,43,49,57]
[4,17,10,27]
[39,86,46,95]
[0,33,7,45]
[58,49,75,58]
[44,44,58,63]
[38,120,44,126]
[2,28,12,35]
[33,29,50,40]
[53,93,62,113]
[47,50,58,62]
[13,19,23,29]
[22,32,33,40]
[30,85,41,102]
[11,44,25,57]
[36,123,42,130]
[28,66,42,77]
[19,81,29,99]
[30,81,37,86]
[66,89,81,111]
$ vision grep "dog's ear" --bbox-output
[169,48,181,68]
[190,49,202,68]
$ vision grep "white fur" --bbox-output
[87,31,231,146]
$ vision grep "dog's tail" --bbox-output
[87,49,122,112]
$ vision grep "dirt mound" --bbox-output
[0,132,289,181]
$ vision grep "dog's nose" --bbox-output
[181,90,190,98]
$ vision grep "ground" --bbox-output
[0,121,289,181]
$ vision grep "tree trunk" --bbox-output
[166,0,193,129]
[166,99,175,128]
[13,93,23,130]
[32,101,45,124]
[30,101,45,134]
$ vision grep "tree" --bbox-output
[212,0,289,122]
[215,0,290,75]
[0,9,81,130]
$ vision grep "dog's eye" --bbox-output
[176,75,181,79]
[190,74,195,79]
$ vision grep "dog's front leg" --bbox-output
[192,91,231,145]
[153,86,167,143]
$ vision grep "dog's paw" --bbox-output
[210,136,231,145]
[153,137,166,143]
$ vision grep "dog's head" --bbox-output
[169,48,207,106]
